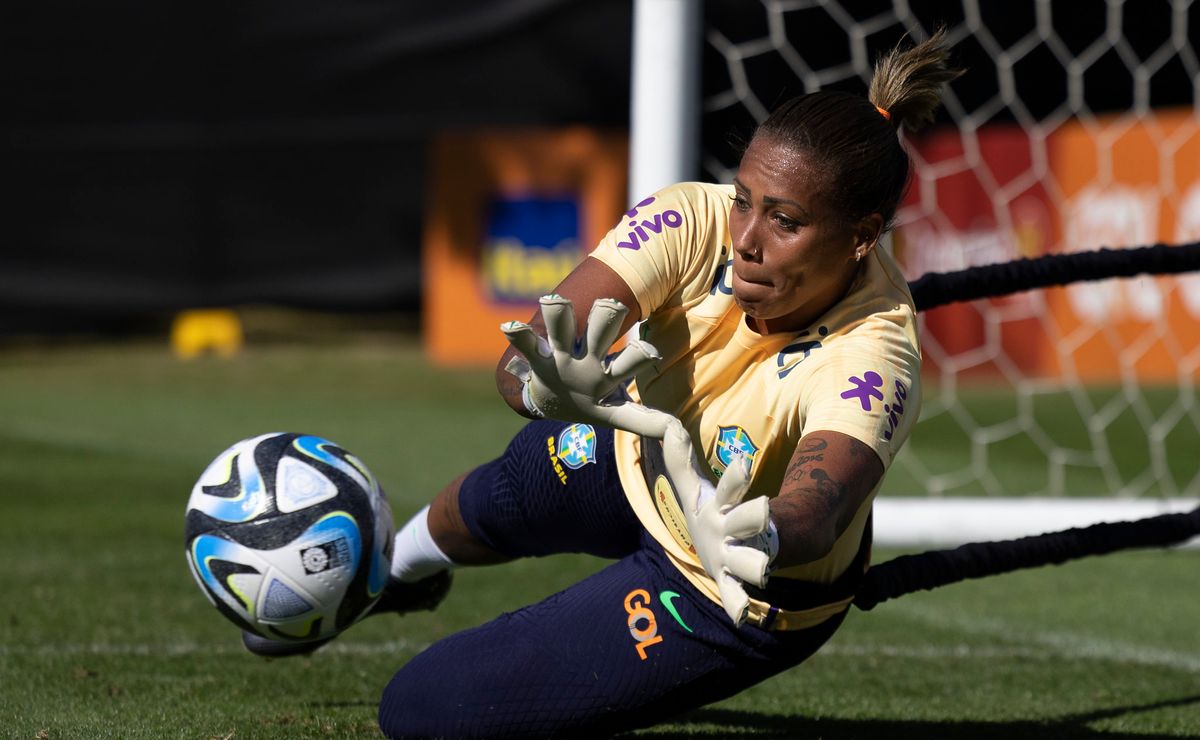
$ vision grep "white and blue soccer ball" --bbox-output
[184,433,395,642]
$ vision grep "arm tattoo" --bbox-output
[772,432,883,565]
[780,436,850,527]
[798,437,828,453]
[808,467,848,505]
[792,437,826,467]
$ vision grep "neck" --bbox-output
[748,261,864,335]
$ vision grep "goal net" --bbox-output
[699,0,1200,543]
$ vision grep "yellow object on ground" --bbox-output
[171,309,244,359]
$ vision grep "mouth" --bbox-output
[732,268,773,288]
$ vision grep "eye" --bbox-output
[731,193,750,212]
[772,212,799,231]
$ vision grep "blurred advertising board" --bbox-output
[894,126,1055,381]
[1047,110,1200,381]
[896,109,1200,382]
[423,129,627,366]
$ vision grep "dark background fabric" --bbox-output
[3,0,1191,332]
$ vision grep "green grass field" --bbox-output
[2,339,1198,738]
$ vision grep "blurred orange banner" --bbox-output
[423,129,627,366]
[1046,110,1200,381]
[898,108,1200,382]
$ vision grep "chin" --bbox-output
[733,294,774,319]
[732,276,786,318]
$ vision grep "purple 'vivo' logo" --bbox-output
[883,380,909,441]
[616,195,685,250]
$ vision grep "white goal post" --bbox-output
[629,0,1200,547]
[629,0,703,202]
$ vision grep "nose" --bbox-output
[732,214,761,263]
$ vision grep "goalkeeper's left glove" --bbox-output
[501,295,674,439]
[662,419,777,626]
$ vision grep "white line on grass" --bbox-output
[883,602,1200,674]
[0,639,428,657]
[0,641,1045,661]
[8,629,1199,675]
[820,643,1050,660]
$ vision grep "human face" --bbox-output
[728,135,879,334]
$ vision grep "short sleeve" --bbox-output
[590,182,728,318]
[797,344,921,468]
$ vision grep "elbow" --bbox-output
[774,521,838,567]
[769,497,846,566]
[806,527,839,561]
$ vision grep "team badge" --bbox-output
[715,425,759,471]
[556,423,597,470]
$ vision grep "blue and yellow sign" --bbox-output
[482,197,580,303]
[422,129,628,366]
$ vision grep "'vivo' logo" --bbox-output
[617,196,685,250]
[883,380,909,441]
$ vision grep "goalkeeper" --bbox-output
[375,31,960,737]
[265,32,955,737]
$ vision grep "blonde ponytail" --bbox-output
[869,28,962,132]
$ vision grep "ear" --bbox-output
[852,214,884,260]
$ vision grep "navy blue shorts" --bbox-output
[378,420,847,738]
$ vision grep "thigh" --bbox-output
[377,540,845,739]
[457,419,642,559]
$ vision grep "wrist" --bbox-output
[763,518,780,569]
[520,381,546,419]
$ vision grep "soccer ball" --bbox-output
[184,432,395,642]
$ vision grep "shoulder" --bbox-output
[790,338,920,467]
[635,182,733,221]
[821,249,919,361]
[790,252,922,415]
[803,314,920,396]
[591,182,734,316]
[623,181,734,271]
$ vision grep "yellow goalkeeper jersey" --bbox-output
[591,182,922,629]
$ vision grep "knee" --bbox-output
[378,661,452,739]
[377,633,538,739]
[429,468,511,566]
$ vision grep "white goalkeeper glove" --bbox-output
[662,419,777,626]
[501,295,675,439]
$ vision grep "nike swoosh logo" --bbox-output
[659,591,693,633]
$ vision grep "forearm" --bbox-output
[769,431,883,570]
[769,493,839,568]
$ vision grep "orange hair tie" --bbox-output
[875,105,891,121]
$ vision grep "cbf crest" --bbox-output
[715,425,759,473]
[556,423,597,469]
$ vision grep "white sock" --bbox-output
[390,505,456,583]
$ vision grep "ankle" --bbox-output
[390,505,457,583]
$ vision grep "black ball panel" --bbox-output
[200,457,243,499]
[208,559,261,611]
